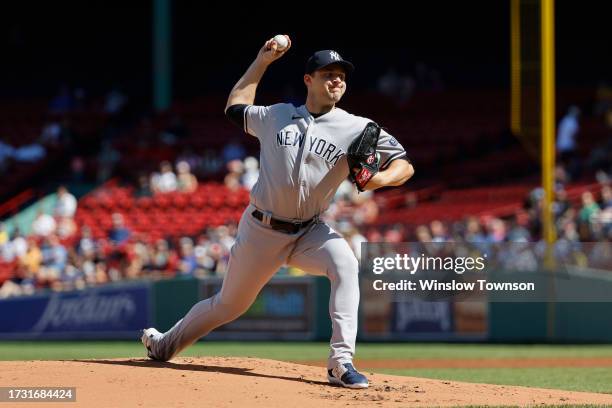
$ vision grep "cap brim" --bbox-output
[314,60,355,74]
[321,60,355,74]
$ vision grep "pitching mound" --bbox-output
[2,357,612,407]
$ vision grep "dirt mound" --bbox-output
[1,357,612,407]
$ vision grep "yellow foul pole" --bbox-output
[541,0,557,341]
[541,0,556,245]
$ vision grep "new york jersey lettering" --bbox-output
[275,130,346,165]
[307,135,345,165]
[276,130,305,147]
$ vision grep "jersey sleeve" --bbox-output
[377,128,409,170]
[244,105,271,139]
[225,104,249,129]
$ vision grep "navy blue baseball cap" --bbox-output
[305,50,355,74]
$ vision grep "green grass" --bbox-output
[2,342,612,361]
[377,367,612,394]
[2,342,612,394]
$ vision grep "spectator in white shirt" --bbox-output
[32,210,57,237]
[151,161,177,193]
[54,186,77,218]
[241,156,259,191]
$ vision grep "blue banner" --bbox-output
[391,300,453,334]
[0,283,151,339]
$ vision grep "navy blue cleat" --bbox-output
[327,363,369,389]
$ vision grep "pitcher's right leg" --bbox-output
[144,209,290,361]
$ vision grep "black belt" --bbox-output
[252,210,315,234]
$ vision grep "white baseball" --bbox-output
[273,34,288,50]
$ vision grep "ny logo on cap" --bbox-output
[329,51,341,61]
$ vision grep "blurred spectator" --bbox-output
[200,148,224,176]
[207,243,228,276]
[337,221,367,259]
[94,262,110,284]
[383,225,404,243]
[464,217,486,243]
[365,228,383,242]
[430,220,450,242]
[226,159,244,175]
[40,122,62,144]
[241,156,260,191]
[0,264,35,299]
[5,229,27,262]
[485,217,507,243]
[108,213,131,245]
[151,161,177,193]
[213,225,235,251]
[38,118,73,148]
[104,87,128,115]
[97,140,121,183]
[507,211,531,242]
[415,225,432,242]
[59,264,86,291]
[54,185,77,218]
[601,185,612,209]
[193,236,215,276]
[56,216,77,239]
[150,239,175,272]
[553,188,571,219]
[139,241,157,273]
[578,191,600,225]
[559,219,579,242]
[70,156,86,183]
[129,238,150,278]
[134,174,153,198]
[176,161,198,193]
[351,190,379,225]
[32,210,56,237]
[77,226,96,256]
[554,164,570,187]
[178,237,198,276]
[0,223,8,246]
[224,172,241,192]
[556,106,581,175]
[39,235,68,288]
[176,148,201,174]
[222,138,246,163]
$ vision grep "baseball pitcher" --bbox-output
[142,35,414,389]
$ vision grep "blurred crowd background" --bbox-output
[0,2,610,298]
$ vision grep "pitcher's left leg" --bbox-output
[288,222,362,371]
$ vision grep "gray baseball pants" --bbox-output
[149,204,359,369]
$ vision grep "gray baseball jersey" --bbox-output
[146,102,408,372]
[244,103,407,220]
